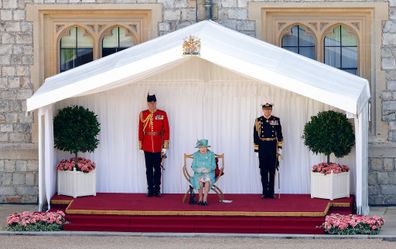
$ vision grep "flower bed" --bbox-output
[7,211,66,231]
[312,162,349,175]
[56,157,96,173]
[323,213,385,235]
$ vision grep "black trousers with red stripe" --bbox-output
[144,152,162,193]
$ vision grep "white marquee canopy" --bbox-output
[27,20,370,214]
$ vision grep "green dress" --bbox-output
[190,150,216,190]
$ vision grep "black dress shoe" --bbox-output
[154,191,161,197]
[203,201,208,206]
[198,201,204,206]
[147,191,154,197]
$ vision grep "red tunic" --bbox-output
[138,109,170,153]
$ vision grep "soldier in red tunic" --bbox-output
[138,94,170,197]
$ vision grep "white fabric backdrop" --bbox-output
[55,59,355,194]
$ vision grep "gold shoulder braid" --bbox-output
[255,118,261,135]
[142,112,153,131]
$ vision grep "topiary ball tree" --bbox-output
[303,110,355,164]
[54,105,100,158]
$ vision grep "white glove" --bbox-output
[255,152,259,157]
[139,149,144,154]
[277,148,282,160]
[161,148,167,155]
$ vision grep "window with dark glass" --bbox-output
[102,26,134,57]
[324,25,358,75]
[281,25,316,59]
[59,26,93,72]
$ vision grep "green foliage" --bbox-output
[303,110,355,163]
[54,106,100,158]
[325,223,381,235]
[7,222,64,232]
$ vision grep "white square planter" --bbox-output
[310,171,350,200]
[57,170,96,198]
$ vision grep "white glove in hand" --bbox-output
[277,148,282,160]
[256,152,259,158]
[161,148,167,155]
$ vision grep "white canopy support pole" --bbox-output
[43,105,56,211]
[355,103,369,215]
[38,108,45,211]
[37,105,56,211]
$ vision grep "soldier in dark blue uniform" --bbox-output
[253,103,283,199]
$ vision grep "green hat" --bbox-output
[195,139,211,148]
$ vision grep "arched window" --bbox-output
[59,26,93,72]
[281,25,316,59]
[324,25,358,75]
[102,26,134,57]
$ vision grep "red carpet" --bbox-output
[51,193,353,234]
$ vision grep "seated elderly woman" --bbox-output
[190,139,216,206]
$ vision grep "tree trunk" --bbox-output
[74,152,78,171]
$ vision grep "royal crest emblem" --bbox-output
[182,35,201,55]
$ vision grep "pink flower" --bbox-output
[6,211,66,231]
[56,157,96,173]
[323,213,385,235]
[338,222,348,230]
[7,215,20,225]
[57,210,65,216]
[312,162,349,175]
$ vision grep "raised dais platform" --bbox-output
[51,193,353,234]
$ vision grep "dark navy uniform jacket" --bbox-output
[253,115,283,152]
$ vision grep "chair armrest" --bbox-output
[182,165,191,181]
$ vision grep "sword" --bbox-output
[160,153,167,194]
[160,153,167,170]
[276,157,280,199]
